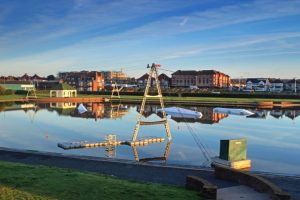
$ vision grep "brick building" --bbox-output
[171,70,197,87]
[136,73,171,88]
[58,71,104,91]
[171,70,230,88]
[102,71,131,84]
[197,70,230,88]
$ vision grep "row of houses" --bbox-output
[231,78,300,92]
[1,70,298,93]
[54,69,231,91]
[0,73,46,82]
[136,70,230,89]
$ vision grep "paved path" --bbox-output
[0,147,298,199]
[217,185,271,200]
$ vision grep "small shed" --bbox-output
[50,83,77,98]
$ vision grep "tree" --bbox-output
[47,75,56,81]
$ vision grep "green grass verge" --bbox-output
[0,94,26,100]
[0,161,200,200]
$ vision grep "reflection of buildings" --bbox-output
[270,110,284,119]
[50,102,77,109]
[197,107,228,124]
[136,106,228,124]
[104,104,130,119]
[49,102,77,115]
[47,103,130,120]
[136,105,159,118]
[70,103,105,120]
[246,110,268,119]
[285,110,300,120]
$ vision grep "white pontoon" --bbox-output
[157,107,202,119]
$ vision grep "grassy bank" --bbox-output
[0,161,200,200]
[0,94,26,100]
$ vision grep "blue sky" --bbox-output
[0,0,300,78]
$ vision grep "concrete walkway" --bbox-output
[0,147,297,199]
[217,185,271,200]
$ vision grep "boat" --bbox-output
[157,107,202,119]
[213,107,254,116]
[77,103,87,114]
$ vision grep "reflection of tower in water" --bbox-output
[131,141,172,165]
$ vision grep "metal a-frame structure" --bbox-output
[26,81,37,99]
[110,82,123,99]
[132,63,171,141]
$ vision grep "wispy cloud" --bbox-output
[158,32,300,60]
[125,0,300,38]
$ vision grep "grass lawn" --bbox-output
[0,161,200,200]
[0,94,26,100]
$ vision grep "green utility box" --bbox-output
[219,138,247,161]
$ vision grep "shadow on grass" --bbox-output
[0,161,201,200]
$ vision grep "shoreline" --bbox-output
[1,95,300,109]
[0,147,298,199]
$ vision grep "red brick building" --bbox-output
[58,71,105,91]
[196,70,230,88]
[171,70,230,88]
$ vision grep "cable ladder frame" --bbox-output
[132,65,171,141]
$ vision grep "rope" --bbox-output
[174,108,214,165]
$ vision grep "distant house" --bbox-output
[19,73,31,81]
[158,73,171,88]
[230,78,247,90]
[284,79,300,92]
[136,73,155,88]
[50,83,77,98]
[245,78,270,91]
[269,79,284,92]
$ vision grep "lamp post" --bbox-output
[294,77,297,93]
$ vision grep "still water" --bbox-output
[0,102,300,175]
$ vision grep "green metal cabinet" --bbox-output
[219,138,247,161]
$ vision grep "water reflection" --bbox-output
[1,102,300,122]
[1,102,300,174]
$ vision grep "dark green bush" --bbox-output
[0,86,5,95]
[3,89,15,95]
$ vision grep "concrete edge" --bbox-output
[186,175,217,200]
[214,165,292,200]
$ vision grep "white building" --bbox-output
[269,79,284,92]
[245,78,270,92]
[50,83,77,98]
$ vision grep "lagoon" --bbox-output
[0,102,300,175]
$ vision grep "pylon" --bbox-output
[132,63,171,141]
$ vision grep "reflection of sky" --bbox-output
[0,104,300,175]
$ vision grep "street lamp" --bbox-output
[294,77,297,93]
